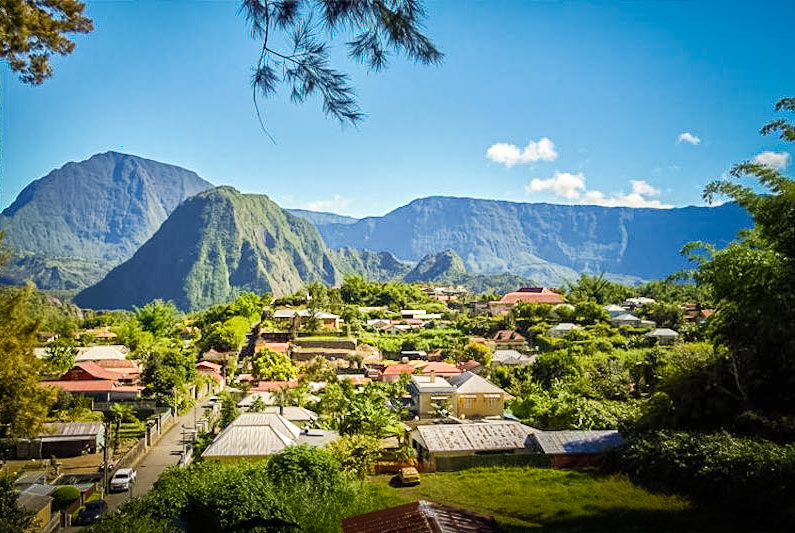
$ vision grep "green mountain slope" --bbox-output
[329,248,413,281]
[403,250,467,283]
[74,187,340,311]
[0,151,213,288]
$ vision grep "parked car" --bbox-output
[110,468,137,492]
[76,499,108,524]
[398,467,421,486]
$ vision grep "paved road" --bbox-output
[67,401,209,529]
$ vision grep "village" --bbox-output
[3,275,714,531]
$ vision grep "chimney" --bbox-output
[430,370,436,383]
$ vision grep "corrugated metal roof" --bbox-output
[531,430,623,455]
[41,422,103,437]
[201,425,293,457]
[75,346,127,360]
[342,500,499,533]
[233,413,301,440]
[414,422,533,453]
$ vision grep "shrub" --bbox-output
[265,445,343,491]
[53,486,80,502]
[613,430,795,524]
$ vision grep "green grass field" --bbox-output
[365,467,746,532]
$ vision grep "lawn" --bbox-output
[365,467,746,532]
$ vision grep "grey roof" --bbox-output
[447,372,506,396]
[232,412,301,440]
[274,309,339,319]
[531,430,623,455]
[262,406,318,422]
[604,304,626,311]
[550,322,578,332]
[16,492,51,513]
[75,345,128,360]
[413,422,534,453]
[39,422,103,440]
[491,350,533,366]
[14,471,48,485]
[613,313,639,321]
[296,429,339,447]
[410,375,456,394]
[202,425,293,457]
[20,483,57,497]
[647,328,679,337]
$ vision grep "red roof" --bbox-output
[62,361,124,381]
[419,362,461,375]
[197,361,222,372]
[459,360,482,371]
[493,330,526,342]
[497,288,563,305]
[382,364,414,375]
[95,359,139,370]
[342,500,499,533]
[40,380,116,392]
[249,380,299,392]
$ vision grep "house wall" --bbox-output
[452,393,504,418]
[549,453,606,469]
[61,368,103,381]
[415,392,453,417]
[31,501,51,530]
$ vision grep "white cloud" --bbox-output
[487,137,558,167]
[526,172,585,199]
[678,132,701,145]
[752,150,790,169]
[302,194,351,213]
[526,174,672,208]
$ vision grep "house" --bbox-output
[604,304,626,318]
[646,328,679,345]
[491,349,534,367]
[366,318,392,330]
[342,500,499,533]
[75,345,129,362]
[684,304,715,324]
[410,421,537,471]
[382,324,418,335]
[16,490,55,533]
[611,313,642,327]
[197,360,226,390]
[417,362,461,379]
[273,309,341,330]
[458,359,482,374]
[40,380,143,401]
[16,422,105,459]
[492,330,528,350]
[380,364,415,382]
[60,361,128,382]
[202,412,336,462]
[202,348,238,363]
[528,430,623,468]
[548,322,581,338]
[408,375,457,417]
[489,287,564,314]
[447,372,510,418]
[248,380,300,392]
[262,406,318,427]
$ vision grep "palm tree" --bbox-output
[272,386,292,416]
[109,404,136,450]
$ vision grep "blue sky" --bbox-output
[3,0,794,217]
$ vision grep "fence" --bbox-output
[432,452,550,472]
[106,410,176,487]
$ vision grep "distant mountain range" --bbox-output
[298,196,752,283]
[1,152,754,309]
[0,152,213,289]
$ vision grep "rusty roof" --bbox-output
[413,422,534,453]
[342,500,500,533]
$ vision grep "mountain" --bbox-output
[0,151,213,289]
[74,187,340,311]
[403,250,467,283]
[307,196,752,282]
[329,248,413,281]
[288,209,359,226]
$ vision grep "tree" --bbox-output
[140,343,197,405]
[242,0,442,131]
[43,337,77,374]
[326,433,382,479]
[0,285,57,437]
[1,0,93,84]
[251,348,297,381]
[460,342,493,366]
[573,300,611,326]
[248,395,266,412]
[134,300,180,338]
[567,273,633,305]
[636,301,684,330]
[219,391,239,428]
[687,97,795,415]
[109,403,136,450]
[0,477,33,532]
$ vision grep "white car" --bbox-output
[110,468,136,492]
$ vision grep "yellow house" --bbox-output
[448,372,510,418]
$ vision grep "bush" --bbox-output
[613,430,795,524]
[53,485,80,502]
[265,445,343,491]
